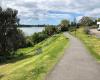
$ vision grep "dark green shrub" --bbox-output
[69,27,77,32]
[26,39,33,47]
[15,29,26,48]
[32,33,39,44]
[31,25,59,46]
[32,32,48,44]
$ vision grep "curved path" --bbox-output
[46,32,100,80]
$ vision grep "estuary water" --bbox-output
[19,27,44,36]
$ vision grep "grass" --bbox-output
[70,27,100,61]
[0,33,69,80]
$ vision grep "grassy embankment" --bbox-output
[70,28,100,61]
[0,34,69,80]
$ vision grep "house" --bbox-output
[97,22,100,31]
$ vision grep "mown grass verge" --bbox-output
[70,28,100,61]
[0,33,69,80]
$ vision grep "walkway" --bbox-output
[46,32,100,80]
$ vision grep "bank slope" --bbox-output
[0,33,69,80]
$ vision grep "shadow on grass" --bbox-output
[0,54,33,65]
[0,53,42,65]
[0,73,5,79]
[0,47,43,66]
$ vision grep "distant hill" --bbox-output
[19,24,45,27]
[18,24,57,27]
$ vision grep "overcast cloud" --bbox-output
[1,0,100,24]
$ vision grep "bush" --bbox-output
[31,25,59,46]
[61,25,69,31]
[59,19,70,32]
[15,29,26,48]
[38,33,48,41]
[84,27,90,34]
[43,25,59,36]
[32,32,48,44]
[68,27,75,32]
[26,38,33,47]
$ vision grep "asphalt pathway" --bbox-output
[45,32,100,80]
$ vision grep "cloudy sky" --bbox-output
[1,0,100,25]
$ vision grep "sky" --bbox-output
[1,0,100,25]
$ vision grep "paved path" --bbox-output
[45,32,100,80]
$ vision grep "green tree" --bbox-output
[79,16,94,26]
[60,19,70,31]
[97,18,100,22]
[32,32,48,44]
[0,7,26,59]
[43,25,58,36]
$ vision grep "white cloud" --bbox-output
[1,0,100,24]
[85,8,100,17]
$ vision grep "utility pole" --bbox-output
[74,17,77,36]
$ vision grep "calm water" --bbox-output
[19,27,44,36]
